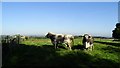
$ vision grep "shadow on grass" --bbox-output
[2,43,119,68]
[94,41,120,47]
[101,45,120,54]
[72,44,84,50]
[94,41,120,55]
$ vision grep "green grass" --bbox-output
[2,38,120,67]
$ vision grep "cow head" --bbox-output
[45,32,56,38]
[83,34,93,43]
[84,34,89,39]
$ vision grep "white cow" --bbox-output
[45,32,74,50]
[82,34,94,50]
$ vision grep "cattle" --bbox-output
[82,34,94,50]
[20,35,29,41]
[18,35,29,41]
[45,32,74,50]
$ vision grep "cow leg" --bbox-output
[83,42,87,49]
[55,43,58,49]
[63,43,69,50]
[54,41,57,49]
[64,43,68,49]
[56,43,59,48]
[92,45,94,50]
[52,41,56,49]
[69,46,72,50]
[88,46,92,51]
[88,44,93,51]
[54,39,59,49]
[55,44,57,49]
[55,44,56,49]
[68,43,72,50]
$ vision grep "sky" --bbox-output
[2,0,120,2]
[2,2,118,37]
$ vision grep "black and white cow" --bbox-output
[82,34,94,50]
[45,32,74,50]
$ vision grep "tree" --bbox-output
[112,23,120,39]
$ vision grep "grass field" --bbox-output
[2,38,120,68]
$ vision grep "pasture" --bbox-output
[2,38,120,68]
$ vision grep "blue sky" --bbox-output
[2,2,118,37]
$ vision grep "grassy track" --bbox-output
[3,38,120,67]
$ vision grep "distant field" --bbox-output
[3,38,120,67]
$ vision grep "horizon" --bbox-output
[0,33,113,38]
[2,2,118,37]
